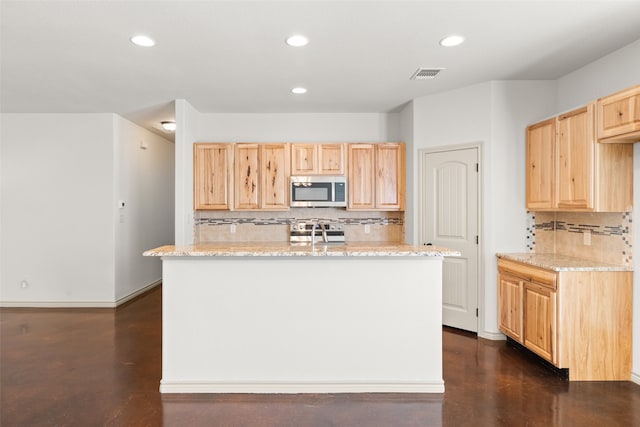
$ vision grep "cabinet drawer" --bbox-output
[498,259,556,290]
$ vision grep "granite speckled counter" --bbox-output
[144,242,460,257]
[496,252,632,272]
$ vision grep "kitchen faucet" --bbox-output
[311,222,329,248]
[311,222,318,248]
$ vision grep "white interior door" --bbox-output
[421,147,479,332]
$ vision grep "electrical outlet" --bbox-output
[364,224,371,234]
[230,224,237,233]
[583,230,591,246]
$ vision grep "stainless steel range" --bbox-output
[289,221,345,245]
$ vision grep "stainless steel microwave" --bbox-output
[290,176,347,208]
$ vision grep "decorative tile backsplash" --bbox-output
[194,209,405,243]
[528,211,632,267]
[195,216,403,227]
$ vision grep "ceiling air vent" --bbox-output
[410,68,444,80]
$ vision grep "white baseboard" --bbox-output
[0,279,161,308]
[631,371,640,386]
[159,380,446,394]
[0,300,118,308]
[478,330,506,341]
[115,279,161,306]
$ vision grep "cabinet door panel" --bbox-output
[234,144,260,209]
[319,144,344,175]
[261,144,289,210]
[597,84,640,142]
[526,119,556,209]
[347,144,376,210]
[376,143,405,210]
[557,105,594,209]
[291,144,316,175]
[193,143,232,210]
[498,273,523,343]
[523,282,556,363]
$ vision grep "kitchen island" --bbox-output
[144,242,460,394]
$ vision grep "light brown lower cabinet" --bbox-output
[497,258,632,381]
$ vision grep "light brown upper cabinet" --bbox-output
[597,84,640,143]
[347,143,405,211]
[193,143,233,210]
[526,103,633,212]
[291,143,345,175]
[556,105,594,210]
[526,118,556,210]
[261,143,290,210]
[234,143,290,211]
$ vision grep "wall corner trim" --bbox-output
[478,331,506,341]
[115,279,162,307]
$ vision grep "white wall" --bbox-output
[114,116,175,302]
[0,113,174,306]
[174,107,401,244]
[410,80,556,338]
[398,102,415,241]
[175,99,201,245]
[487,80,557,336]
[556,39,640,112]
[410,82,492,245]
[555,38,640,382]
[1,114,116,304]
[197,113,399,142]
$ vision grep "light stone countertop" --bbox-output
[144,242,461,257]
[496,253,633,272]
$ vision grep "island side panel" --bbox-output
[160,256,444,393]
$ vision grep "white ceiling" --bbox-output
[3,0,640,140]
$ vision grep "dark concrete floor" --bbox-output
[2,286,639,426]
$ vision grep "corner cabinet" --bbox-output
[234,143,290,211]
[497,258,632,381]
[597,84,640,143]
[291,143,344,175]
[347,143,405,211]
[193,143,233,210]
[525,103,633,212]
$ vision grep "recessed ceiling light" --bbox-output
[286,35,309,47]
[291,87,307,94]
[161,121,176,131]
[130,35,156,47]
[439,35,465,47]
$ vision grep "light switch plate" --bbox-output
[583,230,591,246]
